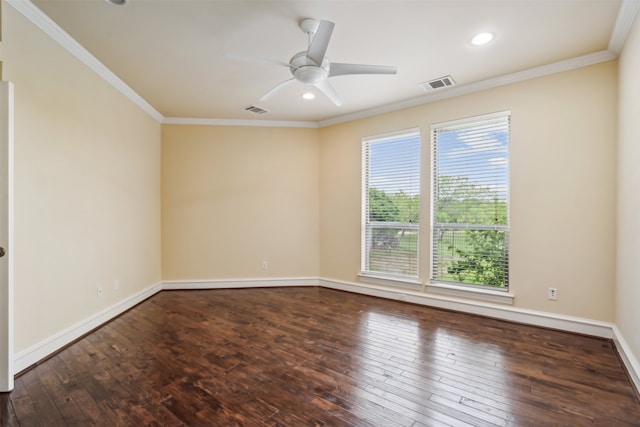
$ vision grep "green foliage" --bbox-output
[389,191,419,224]
[436,176,506,225]
[368,188,400,222]
[368,188,419,223]
[446,230,507,287]
[436,175,508,288]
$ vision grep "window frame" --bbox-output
[361,128,422,287]
[429,111,511,292]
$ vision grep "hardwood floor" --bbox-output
[1,287,638,426]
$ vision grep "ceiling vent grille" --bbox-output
[420,76,456,91]
[243,105,269,115]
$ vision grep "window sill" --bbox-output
[358,273,422,290]
[426,282,514,305]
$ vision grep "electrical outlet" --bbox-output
[548,287,558,300]
[97,287,103,298]
[114,279,119,290]
[261,261,268,270]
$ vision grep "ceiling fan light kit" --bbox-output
[228,17,397,108]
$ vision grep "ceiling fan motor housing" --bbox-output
[289,51,330,84]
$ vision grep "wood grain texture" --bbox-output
[1,287,638,426]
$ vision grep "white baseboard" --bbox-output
[161,277,319,290]
[612,325,640,394]
[13,281,162,373]
[12,276,639,397]
[319,278,614,338]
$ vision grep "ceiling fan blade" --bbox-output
[259,78,297,101]
[307,20,335,66]
[313,79,344,107]
[224,53,290,68]
[329,63,397,77]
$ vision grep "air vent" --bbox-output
[243,105,269,115]
[420,75,456,91]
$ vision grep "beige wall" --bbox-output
[617,13,640,361]
[161,125,320,280]
[1,0,626,361]
[3,4,161,353]
[320,61,618,321]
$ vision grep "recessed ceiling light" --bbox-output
[471,32,495,46]
[302,92,315,100]
[105,0,127,6]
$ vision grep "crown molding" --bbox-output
[609,0,640,55]
[6,0,164,123]
[162,117,318,129]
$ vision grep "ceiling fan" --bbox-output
[227,18,398,107]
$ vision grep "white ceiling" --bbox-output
[24,0,637,125]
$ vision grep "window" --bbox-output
[362,129,421,280]
[431,112,510,289]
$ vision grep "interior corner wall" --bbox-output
[319,61,618,322]
[161,124,320,280]
[2,3,162,353]
[617,13,640,364]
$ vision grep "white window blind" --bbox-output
[431,112,510,288]
[362,129,420,279]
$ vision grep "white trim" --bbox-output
[609,0,640,55]
[358,273,422,290]
[431,110,511,130]
[0,82,15,392]
[5,0,163,123]
[612,325,640,395]
[161,277,319,290]
[361,127,421,143]
[319,277,614,338]
[426,282,514,305]
[13,282,162,373]
[161,117,318,129]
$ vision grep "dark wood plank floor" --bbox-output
[1,287,639,426]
